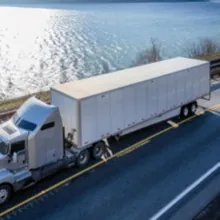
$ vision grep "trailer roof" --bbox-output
[52,57,209,100]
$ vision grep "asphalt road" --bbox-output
[1,83,220,220]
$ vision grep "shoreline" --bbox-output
[0,53,220,113]
[0,91,50,113]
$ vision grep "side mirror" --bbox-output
[12,152,18,163]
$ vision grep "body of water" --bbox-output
[0,2,220,100]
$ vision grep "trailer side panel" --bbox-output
[51,59,210,148]
[79,63,210,147]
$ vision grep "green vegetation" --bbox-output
[1,37,220,112]
[193,52,220,61]
[187,38,220,58]
[0,91,50,112]
[133,37,220,65]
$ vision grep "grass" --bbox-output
[193,52,220,61]
[0,90,50,112]
[1,52,220,113]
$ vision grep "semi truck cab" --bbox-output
[0,96,65,169]
[0,97,69,204]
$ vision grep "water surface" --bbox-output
[0,2,220,99]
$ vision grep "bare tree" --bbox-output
[59,71,69,84]
[134,38,162,66]
[7,77,13,89]
[187,38,220,57]
[100,60,110,74]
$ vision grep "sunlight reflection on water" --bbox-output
[0,3,220,100]
[0,6,87,99]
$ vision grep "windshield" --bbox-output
[0,139,9,155]
[17,119,37,131]
[12,113,37,131]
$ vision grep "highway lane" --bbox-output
[1,97,220,219]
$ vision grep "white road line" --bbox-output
[149,162,220,220]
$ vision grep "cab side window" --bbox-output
[11,140,25,154]
[41,122,55,131]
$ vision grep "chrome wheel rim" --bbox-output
[79,152,87,164]
[95,146,102,157]
[191,104,196,113]
[183,107,188,116]
[0,189,8,204]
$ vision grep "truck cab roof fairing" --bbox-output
[13,96,58,132]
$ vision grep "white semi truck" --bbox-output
[0,57,210,204]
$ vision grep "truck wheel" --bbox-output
[76,150,90,168]
[92,142,105,160]
[181,105,189,118]
[0,184,12,205]
[189,102,197,115]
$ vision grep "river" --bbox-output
[0,2,220,99]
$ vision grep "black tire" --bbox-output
[76,150,90,168]
[180,105,190,118]
[92,142,105,160]
[0,184,12,205]
[189,102,197,115]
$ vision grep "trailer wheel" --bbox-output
[181,105,189,118]
[0,184,12,205]
[76,150,90,168]
[189,102,197,115]
[92,142,105,160]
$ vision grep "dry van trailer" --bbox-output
[51,57,210,150]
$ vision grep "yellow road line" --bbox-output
[195,110,205,116]
[1,103,220,217]
[208,103,220,111]
[207,105,220,111]
[117,140,151,157]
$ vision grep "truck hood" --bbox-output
[0,119,28,142]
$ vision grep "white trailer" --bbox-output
[51,56,210,147]
[0,57,210,204]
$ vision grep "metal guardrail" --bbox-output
[210,58,220,77]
